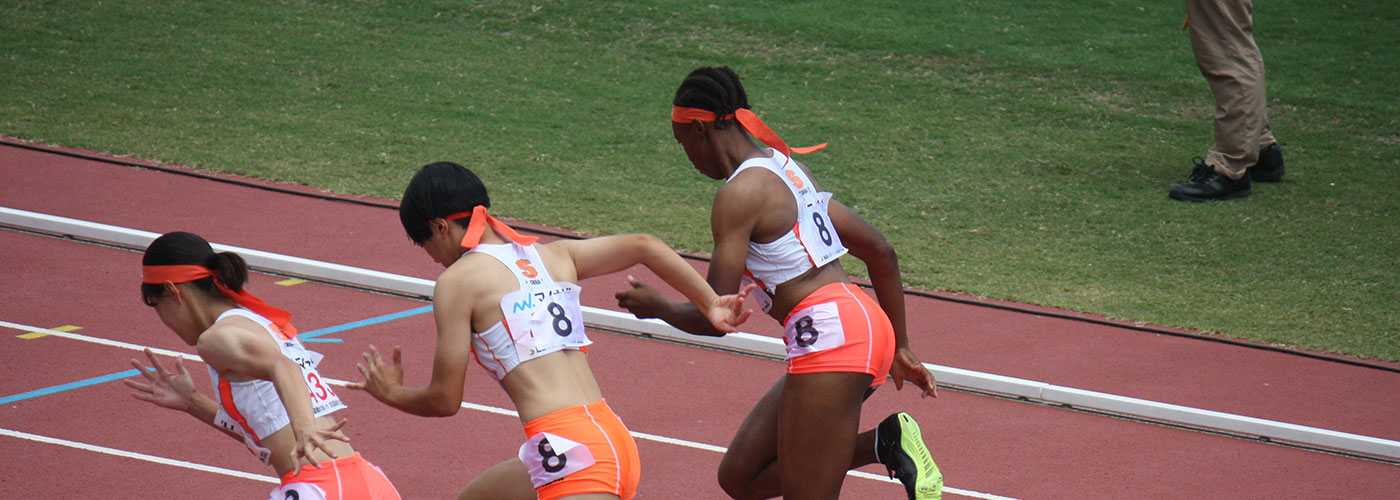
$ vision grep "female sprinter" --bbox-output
[349,161,752,500]
[125,231,401,499]
[614,66,943,500]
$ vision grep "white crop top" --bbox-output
[467,242,591,382]
[207,308,345,465]
[728,149,849,311]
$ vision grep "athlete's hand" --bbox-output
[615,276,673,320]
[889,347,937,398]
[289,418,350,475]
[125,348,200,412]
[705,282,756,333]
[347,345,404,403]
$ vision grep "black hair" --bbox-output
[141,231,248,306]
[673,66,749,130]
[398,161,491,244]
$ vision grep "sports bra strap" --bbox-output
[469,243,555,288]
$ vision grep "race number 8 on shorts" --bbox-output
[518,432,597,488]
[500,282,589,361]
[268,482,327,500]
[783,301,847,358]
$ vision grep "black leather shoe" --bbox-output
[1169,159,1251,202]
[1250,143,1285,182]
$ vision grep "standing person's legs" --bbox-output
[1187,0,1268,179]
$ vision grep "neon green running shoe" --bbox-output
[876,412,943,500]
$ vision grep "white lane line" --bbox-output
[1,319,1013,499]
[8,206,1400,462]
[0,427,278,484]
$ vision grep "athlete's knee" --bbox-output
[716,462,766,500]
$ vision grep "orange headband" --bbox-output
[142,264,296,338]
[671,105,827,160]
[444,205,540,249]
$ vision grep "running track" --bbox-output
[1,143,1397,499]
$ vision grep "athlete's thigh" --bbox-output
[458,457,536,500]
[717,377,784,485]
[777,371,874,500]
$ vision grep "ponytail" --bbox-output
[207,251,249,293]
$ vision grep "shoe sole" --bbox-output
[880,413,943,500]
[1169,187,1252,203]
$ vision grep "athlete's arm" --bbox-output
[124,348,243,442]
[197,324,350,468]
[565,234,752,332]
[827,199,937,397]
[350,269,472,417]
[616,180,760,336]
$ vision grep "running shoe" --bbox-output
[876,412,943,500]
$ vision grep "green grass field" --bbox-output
[3,0,1396,361]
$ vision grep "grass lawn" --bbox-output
[3,0,1396,361]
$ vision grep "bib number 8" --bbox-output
[270,482,327,500]
[812,212,833,246]
[538,438,567,473]
[547,302,573,337]
[518,432,596,488]
[793,315,820,347]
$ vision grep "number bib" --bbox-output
[499,282,590,362]
[209,332,345,465]
[267,482,328,500]
[795,191,846,268]
[287,347,345,416]
[782,301,847,359]
[517,431,597,488]
[741,275,775,313]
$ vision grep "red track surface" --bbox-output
[2,144,1398,499]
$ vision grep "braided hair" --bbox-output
[673,66,750,130]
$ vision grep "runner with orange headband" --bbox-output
[615,66,943,500]
[125,231,401,499]
[348,161,752,500]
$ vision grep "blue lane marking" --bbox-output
[298,305,433,343]
[0,369,141,405]
[0,306,432,404]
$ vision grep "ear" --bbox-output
[430,218,451,238]
[162,281,186,305]
[689,118,709,140]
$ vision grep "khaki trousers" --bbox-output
[1187,0,1276,179]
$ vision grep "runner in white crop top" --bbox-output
[615,66,942,500]
[205,308,346,463]
[464,242,592,382]
[729,148,849,312]
[350,161,752,499]
[129,231,400,499]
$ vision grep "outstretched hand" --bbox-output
[706,282,756,333]
[615,275,671,320]
[889,347,938,398]
[346,345,404,403]
[124,348,199,412]
[289,418,350,475]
